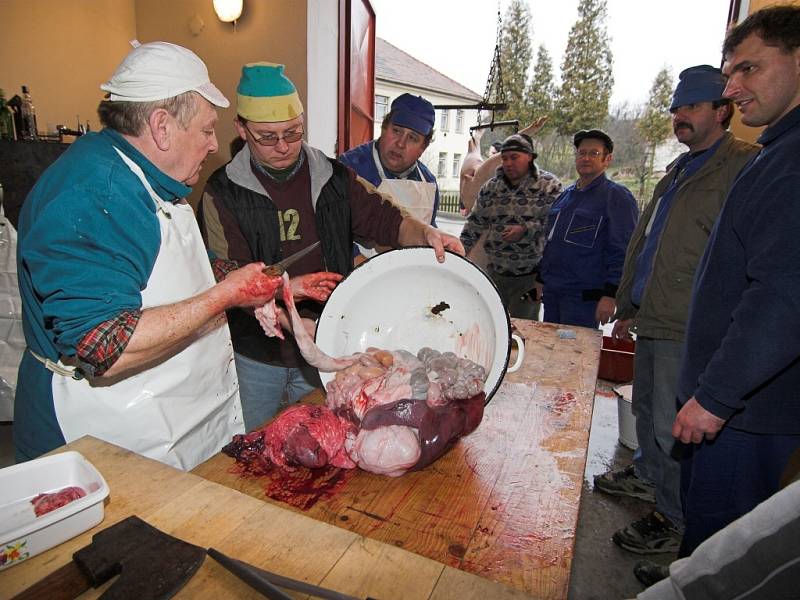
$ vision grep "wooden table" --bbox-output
[0,436,530,600]
[193,320,602,599]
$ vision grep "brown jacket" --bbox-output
[615,132,759,340]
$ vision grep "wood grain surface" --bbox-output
[0,437,531,600]
[193,319,602,599]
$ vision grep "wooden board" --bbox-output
[0,436,531,600]
[193,320,602,599]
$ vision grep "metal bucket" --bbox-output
[314,247,524,404]
[614,384,638,450]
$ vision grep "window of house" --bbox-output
[375,95,389,123]
[440,109,450,132]
[455,109,465,133]
[437,152,447,178]
[452,153,461,178]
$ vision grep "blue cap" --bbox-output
[389,93,435,136]
[670,65,726,111]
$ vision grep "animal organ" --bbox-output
[226,274,488,476]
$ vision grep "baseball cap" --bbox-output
[500,133,537,158]
[670,65,726,111]
[236,62,304,122]
[573,129,614,153]
[389,94,435,136]
[101,40,229,108]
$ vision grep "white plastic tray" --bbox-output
[0,451,109,570]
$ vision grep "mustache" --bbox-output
[674,122,694,132]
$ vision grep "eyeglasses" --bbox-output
[244,122,304,146]
[575,149,606,159]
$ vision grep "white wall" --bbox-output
[307,0,339,157]
[374,81,479,191]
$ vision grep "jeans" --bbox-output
[235,352,321,431]
[487,268,539,320]
[542,288,598,328]
[631,337,685,527]
[678,426,800,557]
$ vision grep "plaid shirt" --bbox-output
[76,311,141,377]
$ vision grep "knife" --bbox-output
[207,548,369,600]
[263,241,321,276]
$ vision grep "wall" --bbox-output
[0,0,136,134]
[134,0,309,203]
[0,0,311,205]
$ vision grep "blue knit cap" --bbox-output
[670,65,726,111]
[389,94,435,136]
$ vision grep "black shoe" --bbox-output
[633,559,670,587]
[612,510,682,554]
[593,465,656,503]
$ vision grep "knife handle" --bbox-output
[11,560,92,600]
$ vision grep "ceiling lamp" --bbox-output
[213,0,243,23]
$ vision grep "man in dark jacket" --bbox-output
[673,5,800,557]
[199,63,463,431]
[593,65,758,562]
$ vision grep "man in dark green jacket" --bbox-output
[592,65,758,567]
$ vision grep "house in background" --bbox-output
[375,38,482,211]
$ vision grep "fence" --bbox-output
[439,190,461,214]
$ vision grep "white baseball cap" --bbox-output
[100,40,229,108]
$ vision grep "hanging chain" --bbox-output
[478,6,507,126]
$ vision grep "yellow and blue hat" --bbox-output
[237,62,304,122]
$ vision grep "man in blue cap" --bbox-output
[592,64,758,578]
[198,65,462,431]
[339,93,440,236]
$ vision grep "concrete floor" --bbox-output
[0,380,671,599]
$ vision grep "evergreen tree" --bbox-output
[634,67,674,197]
[555,0,614,135]
[499,0,533,124]
[526,44,556,130]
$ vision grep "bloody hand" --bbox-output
[224,263,283,308]
[290,271,344,303]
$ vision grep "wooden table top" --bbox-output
[193,319,602,599]
[0,436,531,600]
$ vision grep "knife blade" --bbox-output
[263,241,321,276]
[207,548,364,600]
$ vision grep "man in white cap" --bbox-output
[199,63,463,431]
[14,41,280,470]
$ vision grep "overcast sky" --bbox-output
[370,0,731,109]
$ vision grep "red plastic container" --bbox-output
[598,336,635,382]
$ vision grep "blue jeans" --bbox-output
[235,352,321,431]
[630,337,685,527]
[678,426,800,557]
[542,288,598,328]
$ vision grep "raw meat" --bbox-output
[224,348,487,477]
[225,273,489,478]
[31,486,86,517]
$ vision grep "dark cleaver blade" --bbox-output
[12,516,205,600]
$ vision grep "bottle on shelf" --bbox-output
[0,89,16,140]
[20,85,38,140]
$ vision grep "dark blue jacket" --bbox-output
[678,105,800,434]
[539,174,638,298]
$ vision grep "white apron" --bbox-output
[372,143,437,225]
[51,148,244,470]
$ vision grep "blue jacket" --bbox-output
[338,140,440,225]
[678,105,800,434]
[539,174,638,297]
[15,128,189,459]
